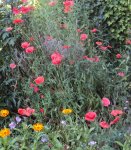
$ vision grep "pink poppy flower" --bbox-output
[96,41,102,46]
[6,27,13,32]
[107,45,112,49]
[51,52,63,65]
[102,97,110,107]
[25,107,35,116]
[80,34,88,41]
[110,116,120,125]
[99,121,110,128]
[9,63,16,69]
[93,56,100,62]
[34,76,45,85]
[117,72,125,77]
[40,108,44,113]
[110,110,123,116]
[52,57,62,65]
[91,28,97,33]
[25,46,35,53]
[62,45,71,49]
[85,112,97,122]
[29,37,35,42]
[125,39,131,45]
[21,0,28,2]
[46,35,53,41]
[30,83,35,88]
[77,29,82,33]
[116,54,122,59]
[33,86,39,93]
[63,0,74,13]
[21,42,30,49]
[83,56,100,63]
[18,107,35,117]
[99,46,108,51]
[40,94,45,99]
[48,1,57,6]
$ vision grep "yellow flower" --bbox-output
[0,109,9,117]
[32,123,44,131]
[0,128,11,138]
[62,109,73,115]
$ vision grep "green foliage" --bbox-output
[78,0,131,45]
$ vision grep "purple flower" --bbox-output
[15,116,21,123]
[9,122,16,130]
[41,135,48,143]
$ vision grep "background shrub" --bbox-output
[78,0,131,46]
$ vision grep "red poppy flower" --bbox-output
[13,19,24,24]
[110,110,123,116]
[20,6,32,14]
[18,108,26,115]
[34,76,45,85]
[116,54,122,59]
[110,116,120,125]
[21,42,30,49]
[85,112,97,122]
[13,7,20,15]
[80,34,88,41]
[99,121,110,128]
[102,97,110,107]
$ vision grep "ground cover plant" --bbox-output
[0,0,131,149]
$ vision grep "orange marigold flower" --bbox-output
[0,109,9,117]
[0,128,11,138]
[62,109,73,115]
[32,123,44,131]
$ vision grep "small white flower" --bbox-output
[60,120,66,126]
[88,141,97,146]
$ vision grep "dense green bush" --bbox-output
[78,0,131,46]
